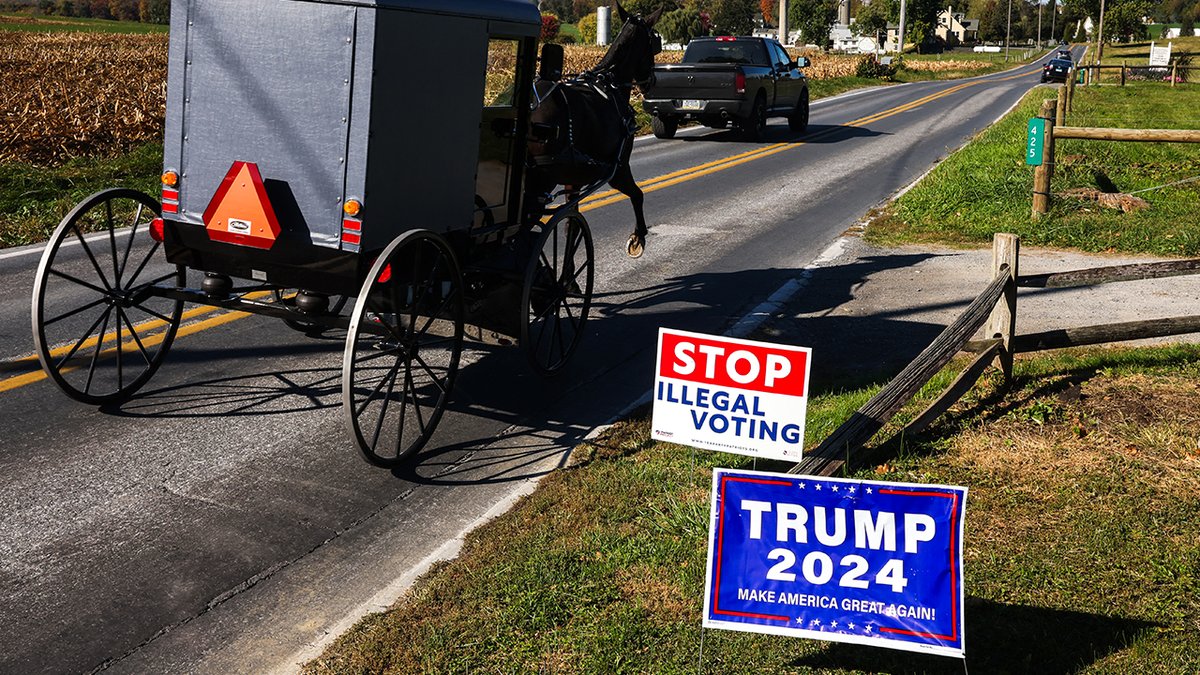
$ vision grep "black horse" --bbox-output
[525,4,663,258]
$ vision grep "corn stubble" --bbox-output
[1,31,167,164]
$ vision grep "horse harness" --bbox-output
[528,72,637,171]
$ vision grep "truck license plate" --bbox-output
[681,99,704,110]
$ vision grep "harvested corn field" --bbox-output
[4,33,993,166]
[1,31,168,164]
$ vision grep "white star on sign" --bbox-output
[830,621,838,628]
[865,625,873,633]
[848,623,856,630]
[866,487,873,494]
[848,486,856,494]
[829,485,838,492]
[815,484,822,490]
[798,482,805,489]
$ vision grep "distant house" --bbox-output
[936,6,979,44]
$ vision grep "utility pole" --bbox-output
[1037,0,1043,48]
[897,0,908,53]
[1051,0,1056,42]
[779,0,788,45]
[1096,0,1106,61]
[1004,0,1012,60]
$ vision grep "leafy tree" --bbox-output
[541,13,561,41]
[107,0,138,21]
[577,11,622,43]
[900,0,947,48]
[709,0,756,35]
[657,6,708,42]
[89,0,110,18]
[36,0,55,14]
[58,0,74,16]
[760,0,774,23]
[977,0,998,39]
[852,0,891,47]
[789,0,839,46]
[1102,0,1150,40]
[73,0,91,17]
[138,0,167,24]
[623,0,683,16]
[541,0,577,23]
[1182,6,1196,36]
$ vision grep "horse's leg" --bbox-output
[608,163,648,258]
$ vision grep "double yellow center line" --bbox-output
[4,66,1040,395]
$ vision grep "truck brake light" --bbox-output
[716,36,735,41]
[735,71,746,95]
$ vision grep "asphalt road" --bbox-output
[0,51,1071,674]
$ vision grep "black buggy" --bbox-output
[31,0,608,467]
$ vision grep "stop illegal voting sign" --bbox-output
[704,468,967,658]
[652,328,811,461]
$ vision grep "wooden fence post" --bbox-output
[1067,66,1076,111]
[1056,85,1066,126]
[986,234,1019,385]
[1172,62,1178,87]
[1032,100,1056,218]
[1121,59,1126,86]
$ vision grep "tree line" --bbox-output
[538,0,1188,51]
[12,0,169,23]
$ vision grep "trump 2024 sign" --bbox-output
[704,468,967,658]
[652,328,811,462]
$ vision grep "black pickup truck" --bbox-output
[641,36,810,141]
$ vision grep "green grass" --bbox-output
[0,141,162,249]
[304,344,1200,674]
[559,23,580,41]
[0,12,167,33]
[868,84,1200,257]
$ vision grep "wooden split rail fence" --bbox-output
[789,233,1200,478]
[1031,75,1200,217]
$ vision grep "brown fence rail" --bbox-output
[789,234,1200,478]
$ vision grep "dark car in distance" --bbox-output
[1041,58,1073,83]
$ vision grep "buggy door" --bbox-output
[475,38,523,230]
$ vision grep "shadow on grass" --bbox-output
[789,601,1158,674]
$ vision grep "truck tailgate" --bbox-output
[648,64,742,100]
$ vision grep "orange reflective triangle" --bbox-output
[203,161,281,249]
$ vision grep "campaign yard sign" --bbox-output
[652,328,811,462]
[704,468,967,658]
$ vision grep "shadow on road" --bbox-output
[95,250,972,483]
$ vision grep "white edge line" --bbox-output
[0,227,132,261]
[273,477,541,675]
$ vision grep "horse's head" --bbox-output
[592,4,664,95]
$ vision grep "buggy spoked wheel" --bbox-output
[521,211,594,376]
[343,230,464,467]
[31,189,184,404]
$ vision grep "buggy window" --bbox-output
[484,39,519,107]
[683,40,769,66]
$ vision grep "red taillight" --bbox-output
[378,264,391,283]
[735,70,746,95]
[150,218,165,242]
[716,36,735,41]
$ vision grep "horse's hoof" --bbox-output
[626,234,645,259]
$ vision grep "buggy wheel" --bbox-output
[31,189,184,405]
[521,211,593,376]
[343,230,464,467]
[270,289,348,333]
